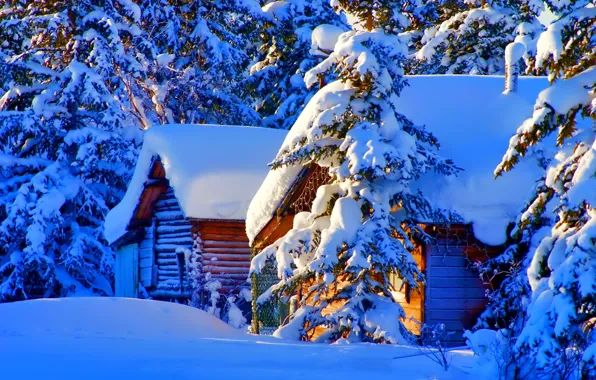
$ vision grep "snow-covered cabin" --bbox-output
[246,75,549,344]
[105,124,286,300]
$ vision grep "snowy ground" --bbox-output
[0,298,492,379]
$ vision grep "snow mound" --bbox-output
[311,24,345,53]
[247,75,549,245]
[105,124,286,245]
[0,297,488,379]
[0,297,241,339]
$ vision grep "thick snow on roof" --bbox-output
[105,124,286,245]
[246,75,550,245]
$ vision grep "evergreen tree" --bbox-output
[250,0,458,343]
[493,1,596,376]
[0,0,150,300]
[248,0,347,129]
[411,0,543,75]
[401,0,464,54]
[476,178,555,331]
[139,0,263,126]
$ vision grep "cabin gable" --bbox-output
[114,157,253,301]
[253,164,330,250]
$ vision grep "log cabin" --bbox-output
[104,124,286,301]
[245,75,550,344]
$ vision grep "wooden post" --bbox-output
[319,76,325,89]
[176,250,185,294]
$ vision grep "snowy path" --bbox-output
[0,298,488,379]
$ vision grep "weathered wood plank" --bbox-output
[427,267,479,278]
[206,272,249,278]
[202,260,250,268]
[156,243,190,251]
[140,257,153,269]
[139,246,153,260]
[156,221,190,234]
[202,247,251,253]
[199,234,249,243]
[197,225,247,236]
[198,220,246,229]
[202,253,251,261]
[429,287,486,299]
[203,267,249,275]
[156,237,194,245]
[156,258,178,266]
[140,267,153,285]
[134,185,168,221]
[430,277,484,288]
[202,241,250,249]
[156,220,192,227]
[426,308,484,321]
[426,298,486,311]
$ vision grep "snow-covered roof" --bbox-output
[246,75,551,246]
[105,124,287,245]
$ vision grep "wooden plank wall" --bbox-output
[139,222,156,288]
[424,226,494,346]
[197,220,251,294]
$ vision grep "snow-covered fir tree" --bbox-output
[248,0,347,129]
[0,0,151,300]
[400,0,462,55]
[411,0,543,75]
[250,0,458,343]
[475,178,555,332]
[139,0,263,125]
[492,1,596,376]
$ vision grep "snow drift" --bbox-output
[0,297,241,340]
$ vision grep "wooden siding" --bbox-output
[197,220,251,294]
[423,225,500,346]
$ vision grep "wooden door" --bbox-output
[115,244,139,297]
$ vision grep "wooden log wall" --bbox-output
[197,220,252,294]
[152,187,193,295]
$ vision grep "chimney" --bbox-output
[504,42,526,94]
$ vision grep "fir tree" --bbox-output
[493,1,596,376]
[250,0,458,343]
[411,0,543,75]
[0,0,149,300]
[248,0,347,129]
[139,0,263,126]
[476,178,555,331]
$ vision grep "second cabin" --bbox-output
[246,75,549,344]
